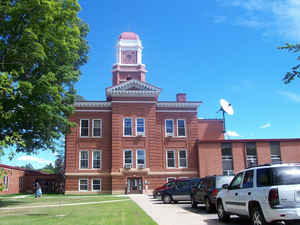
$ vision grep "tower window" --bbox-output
[123,118,133,136]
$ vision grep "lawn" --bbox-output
[0,195,158,225]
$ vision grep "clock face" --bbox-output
[122,50,137,64]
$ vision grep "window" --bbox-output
[93,151,101,169]
[80,151,89,169]
[136,118,145,136]
[178,150,188,168]
[246,143,257,168]
[222,143,234,175]
[165,120,174,136]
[270,142,281,164]
[93,119,102,137]
[92,179,101,192]
[229,172,243,190]
[242,170,254,188]
[177,119,186,137]
[123,118,132,136]
[167,150,176,168]
[4,176,8,190]
[79,179,88,191]
[167,177,176,183]
[80,119,89,137]
[124,150,133,167]
[136,149,146,168]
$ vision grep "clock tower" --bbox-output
[112,32,146,85]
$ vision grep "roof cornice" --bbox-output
[74,102,112,107]
[157,102,201,108]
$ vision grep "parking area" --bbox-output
[130,195,250,225]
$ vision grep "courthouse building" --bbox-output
[65,32,300,194]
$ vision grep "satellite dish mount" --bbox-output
[218,99,234,133]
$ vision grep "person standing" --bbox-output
[35,180,42,198]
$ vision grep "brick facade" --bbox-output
[65,32,300,194]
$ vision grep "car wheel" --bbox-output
[205,197,213,213]
[251,206,268,225]
[191,196,198,208]
[163,195,172,204]
[217,200,230,222]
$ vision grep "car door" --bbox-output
[222,172,244,214]
[237,169,254,216]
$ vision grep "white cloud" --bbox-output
[279,91,300,103]
[217,0,300,41]
[17,155,54,166]
[260,123,271,129]
[226,130,241,137]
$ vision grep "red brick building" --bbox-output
[0,164,58,195]
[65,32,300,194]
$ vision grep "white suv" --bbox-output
[216,164,300,225]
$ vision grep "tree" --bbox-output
[278,43,300,83]
[40,163,55,174]
[0,0,89,155]
[22,163,34,170]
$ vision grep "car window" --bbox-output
[242,170,254,188]
[229,172,243,189]
[216,176,234,189]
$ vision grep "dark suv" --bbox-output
[153,179,177,199]
[191,175,234,212]
[159,178,201,204]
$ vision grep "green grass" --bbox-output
[0,195,157,225]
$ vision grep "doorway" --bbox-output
[127,177,143,194]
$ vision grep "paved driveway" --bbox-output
[130,195,251,225]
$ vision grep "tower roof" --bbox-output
[119,32,140,40]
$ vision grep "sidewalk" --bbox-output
[129,195,220,225]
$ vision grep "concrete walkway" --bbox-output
[129,195,221,225]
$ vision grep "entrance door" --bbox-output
[127,177,143,194]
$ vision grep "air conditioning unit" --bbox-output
[124,163,132,169]
[137,164,145,169]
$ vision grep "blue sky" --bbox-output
[2,0,300,168]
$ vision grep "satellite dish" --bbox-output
[220,99,234,115]
[218,98,234,134]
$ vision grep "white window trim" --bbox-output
[92,119,102,137]
[123,118,133,137]
[123,149,133,167]
[165,119,174,137]
[4,176,8,191]
[178,149,188,168]
[92,179,102,192]
[79,150,89,169]
[78,178,89,192]
[92,150,102,169]
[136,149,146,168]
[177,119,186,137]
[136,118,145,136]
[80,119,89,137]
[166,150,176,169]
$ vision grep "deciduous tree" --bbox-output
[278,43,300,83]
[0,0,89,155]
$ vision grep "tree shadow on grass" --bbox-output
[0,200,28,208]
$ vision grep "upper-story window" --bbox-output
[92,119,102,137]
[123,118,132,136]
[177,119,186,137]
[124,150,133,168]
[166,150,176,168]
[80,151,89,169]
[80,119,89,137]
[246,143,257,168]
[222,143,234,175]
[178,150,188,168]
[93,150,101,169]
[270,142,281,164]
[136,149,146,168]
[165,119,174,136]
[136,118,145,136]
